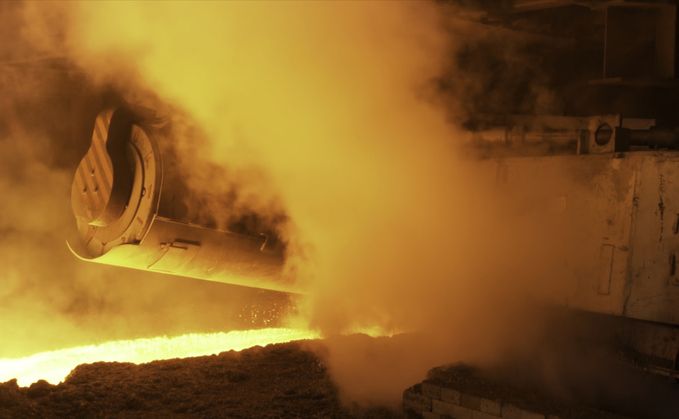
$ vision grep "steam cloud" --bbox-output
[7,0,579,406]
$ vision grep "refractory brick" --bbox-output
[480,398,502,416]
[404,389,433,412]
[433,399,472,419]
[472,410,502,419]
[441,387,461,404]
[460,393,482,410]
[422,382,442,399]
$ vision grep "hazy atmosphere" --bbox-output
[0,1,587,407]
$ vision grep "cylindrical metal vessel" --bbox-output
[69,108,295,293]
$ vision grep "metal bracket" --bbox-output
[148,240,201,273]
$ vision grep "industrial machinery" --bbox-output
[59,0,679,384]
[67,107,297,293]
[469,114,679,377]
[446,0,679,381]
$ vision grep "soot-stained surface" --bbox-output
[425,353,679,419]
[423,365,632,419]
[0,340,400,419]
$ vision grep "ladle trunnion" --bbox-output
[68,108,294,294]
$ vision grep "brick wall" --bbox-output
[403,381,632,419]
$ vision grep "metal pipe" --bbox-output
[69,108,296,293]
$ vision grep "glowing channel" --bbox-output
[0,328,320,387]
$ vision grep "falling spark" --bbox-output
[0,328,320,386]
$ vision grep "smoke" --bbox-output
[0,2,293,360]
[436,17,566,126]
[12,0,578,405]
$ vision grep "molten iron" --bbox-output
[0,328,319,386]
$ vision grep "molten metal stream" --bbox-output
[0,328,320,386]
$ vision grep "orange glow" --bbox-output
[0,328,319,386]
[9,1,576,405]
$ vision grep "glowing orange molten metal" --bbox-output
[0,328,320,387]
